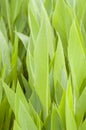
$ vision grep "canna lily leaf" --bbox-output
[51,105,64,130]
[15,32,29,50]
[54,34,67,89]
[76,87,86,114]
[21,74,32,99]
[15,82,42,129]
[26,45,34,87]
[18,101,38,130]
[79,119,86,130]
[75,0,86,24]
[65,0,76,9]
[0,97,8,128]
[0,83,2,104]
[28,7,39,43]
[0,0,86,130]
[0,31,10,73]
[66,79,77,130]
[54,81,63,105]
[0,18,8,42]
[13,120,21,130]
[58,91,66,129]
[11,33,18,83]
[43,114,51,130]
[1,80,15,113]
[10,0,23,24]
[52,0,73,56]
[30,91,42,115]
[34,15,50,119]
[44,0,53,17]
[29,0,55,59]
[68,19,86,100]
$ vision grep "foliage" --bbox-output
[0,0,86,130]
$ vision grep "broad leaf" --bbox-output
[34,16,50,118]
[13,120,21,130]
[15,32,29,50]
[66,79,77,130]
[18,101,38,130]
[51,105,64,130]
[75,0,86,24]
[79,119,86,130]
[68,20,86,99]
[0,31,10,73]
[54,34,67,89]
[1,80,15,113]
[53,0,73,56]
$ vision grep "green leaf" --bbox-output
[75,0,86,24]
[30,91,42,114]
[21,74,32,99]
[66,104,76,130]
[5,0,12,41]
[34,16,50,118]
[54,81,63,105]
[68,20,86,99]
[66,79,77,130]
[18,101,38,130]
[58,91,66,129]
[15,82,42,129]
[79,119,86,130]
[11,33,18,83]
[1,80,15,113]
[44,0,53,17]
[41,6,55,59]
[26,46,34,87]
[29,0,54,59]
[65,0,76,9]
[0,18,8,42]
[28,7,39,43]
[13,120,21,130]
[43,114,51,130]
[76,87,86,114]
[51,105,64,130]
[3,107,12,130]
[54,34,67,89]
[15,32,29,50]
[52,0,73,56]
[0,83,2,104]
[0,97,8,128]
[0,31,10,74]
[10,0,23,23]
[15,82,31,122]
[29,0,42,25]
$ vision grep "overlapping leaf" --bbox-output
[34,16,49,119]
[68,20,86,99]
[53,0,73,56]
